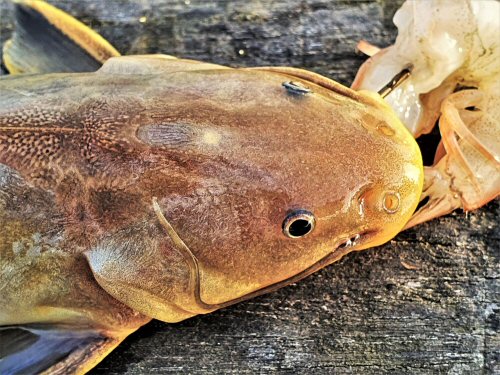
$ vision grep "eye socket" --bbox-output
[282,210,316,238]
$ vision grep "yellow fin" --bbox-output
[3,0,120,74]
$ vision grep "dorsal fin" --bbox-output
[97,55,229,75]
[3,0,120,74]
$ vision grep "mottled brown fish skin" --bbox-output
[0,59,422,327]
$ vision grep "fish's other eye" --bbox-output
[283,210,316,238]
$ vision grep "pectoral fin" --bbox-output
[0,325,129,375]
[3,0,120,74]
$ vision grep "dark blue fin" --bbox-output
[0,325,124,374]
[3,0,120,74]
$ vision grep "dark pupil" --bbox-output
[288,219,312,237]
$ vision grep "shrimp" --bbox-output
[352,0,500,227]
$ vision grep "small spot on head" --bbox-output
[201,129,221,146]
[136,123,224,151]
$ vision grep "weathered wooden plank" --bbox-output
[0,1,498,374]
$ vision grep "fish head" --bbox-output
[138,70,423,309]
[87,66,423,320]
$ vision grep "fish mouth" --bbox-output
[199,230,378,312]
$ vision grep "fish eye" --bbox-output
[282,210,316,238]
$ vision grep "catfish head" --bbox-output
[80,58,423,322]
[0,2,424,373]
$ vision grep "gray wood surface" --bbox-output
[1,1,498,374]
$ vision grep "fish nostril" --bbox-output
[382,191,400,214]
[377,124,395,136]
[360,114,395,137]
[282,81,312,95]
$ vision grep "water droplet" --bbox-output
[139,16,147,23]
[238,49,246,56]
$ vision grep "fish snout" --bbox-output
[355,95,424,248]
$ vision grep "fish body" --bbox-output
[0,1,423,373]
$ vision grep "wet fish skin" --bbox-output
[1,57,422,325]
[0,1,423,373]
